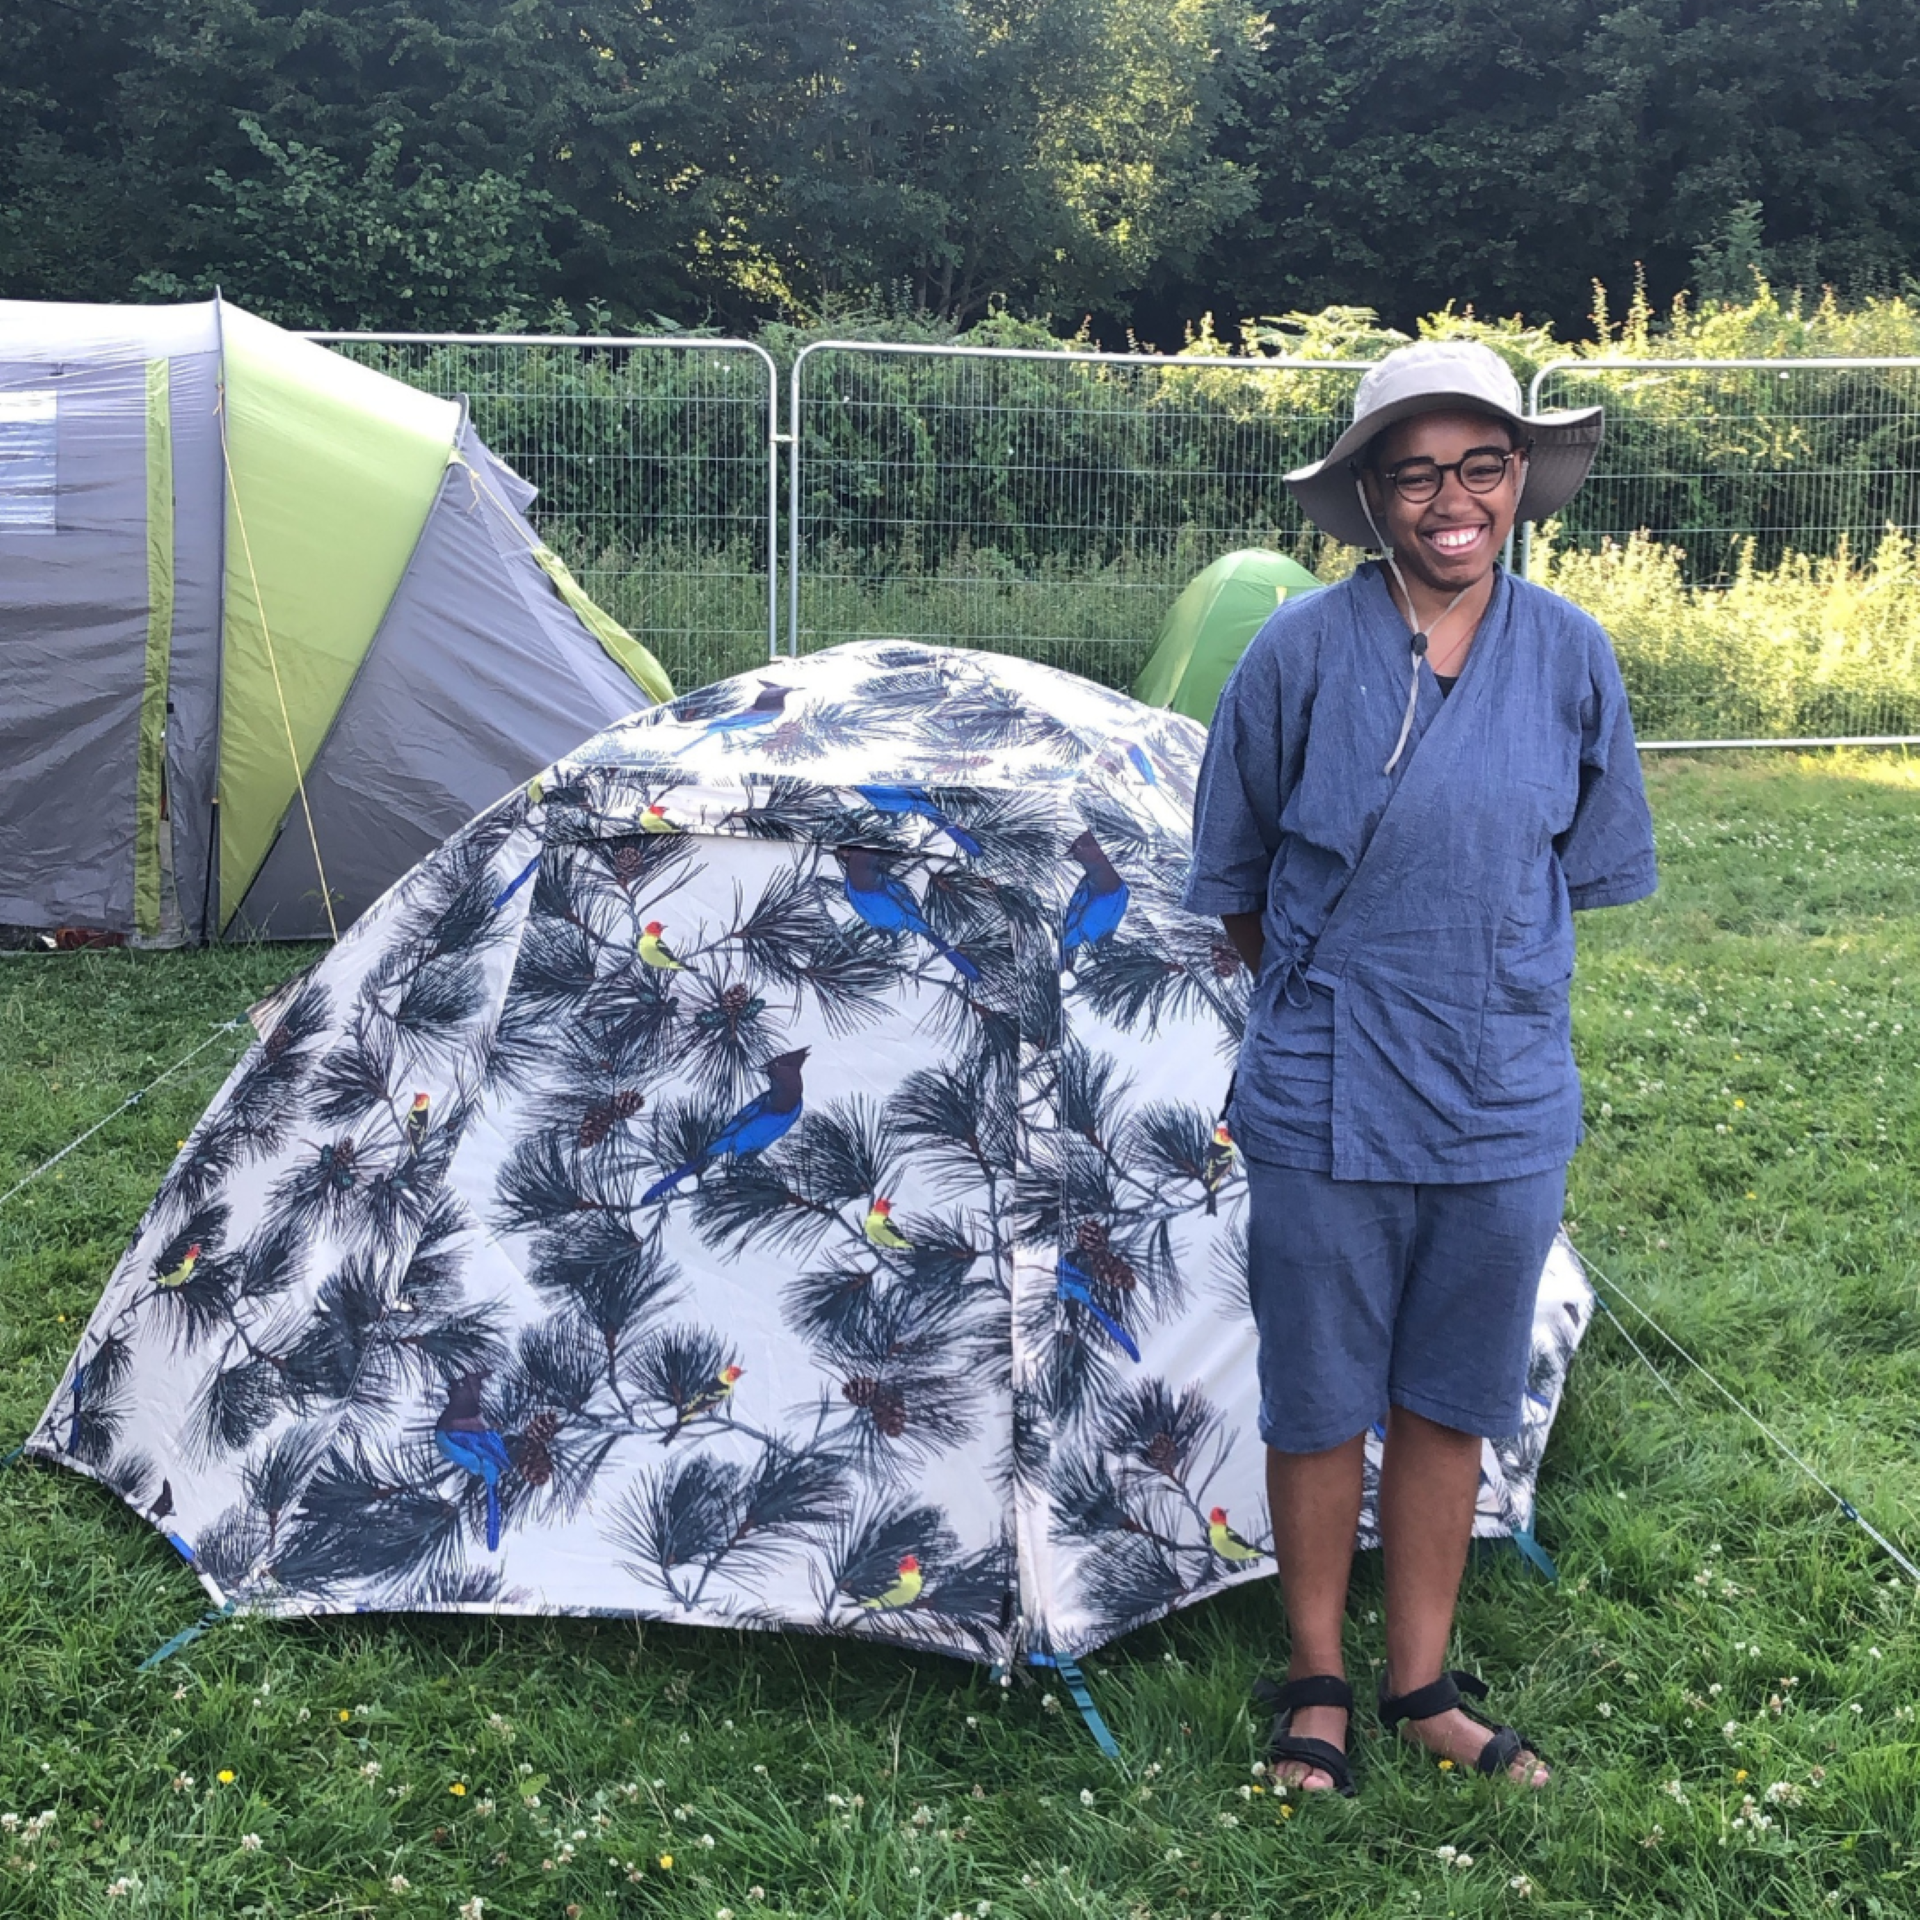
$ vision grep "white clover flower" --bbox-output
[1455,1854,1473,1870]
[698,1834,715,1850]
[1079,1788,1094,1807]
[1765,1780,1804,1806]
[1509,1875,1534,1898]
[1435,1845,1457,1862]
[388,1874,411,1892]
[1662,1780,1689,1803]
[1723,1720,1741,1739]
[240,1833,262,1852]
[1217,1811,1240,1828]
[1596,1702,1613,1718]
[459,1900,485,1920]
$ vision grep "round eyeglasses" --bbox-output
[1371,444,1529,504]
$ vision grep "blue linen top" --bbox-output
[1181,562,1657,1183]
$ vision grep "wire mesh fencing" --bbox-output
[1524,358,1920,743]
[787,343,1369,686]
[307,334,780,694]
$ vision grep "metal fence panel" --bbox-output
[1526,357,1920,578]
[305,334,780,694]
[1525,357,1920,745]
[788,342,1370,686]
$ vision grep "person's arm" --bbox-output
[1558,627,1658,912]
[1180,641,1287,948]
[1221,911,1264,974]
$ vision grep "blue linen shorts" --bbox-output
[1243,1158,1566,1453]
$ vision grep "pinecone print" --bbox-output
[578,1089,644,1150]
[514,1411,561,1488]
[318,1139,358,1191]
[1210,940,1242,979]
[265,1021,294,1060]
[609,841,648,887]
[1075,1219,1137,1291]
[843,1377,908,1437]
[1144,1430,1182,1477]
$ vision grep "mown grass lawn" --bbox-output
[1,753,1916,1919]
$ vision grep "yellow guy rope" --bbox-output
[215,385,340,942]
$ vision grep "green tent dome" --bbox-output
[1133,549,1323,725]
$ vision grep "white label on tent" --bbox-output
[0,389,57,533]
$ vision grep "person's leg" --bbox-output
[1265,1431,1367,1789]
[1378,1170,1565,1786]
[1377,1406,1545,1783]
[1244,1161,1409,1790]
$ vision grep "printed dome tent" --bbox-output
[0,296,670,945]
[29,642,1589,1665]
[1133,549,1324,726]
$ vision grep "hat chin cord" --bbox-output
[1354,475,1474,777]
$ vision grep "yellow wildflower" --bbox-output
[339,1710,351,1723]
[217,1770,236,1785]
[1437,1758,1455,1771]
[1278,1804,1293,1819]
[659,1854,674,1870]
[1735,1768,1748,1782]
[450,1783,468,1797]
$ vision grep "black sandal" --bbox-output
[1377,1670,1547,1781]
[1252,1674,1358,1798]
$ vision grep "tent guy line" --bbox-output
[215,385,339,942]
[1579,1249,1920,1588]
[0,1020,251,1217]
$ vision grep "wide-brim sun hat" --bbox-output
[1284,339,1603,551]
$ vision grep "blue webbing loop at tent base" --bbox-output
[138,1600,236,1673]
[1027,1649,1122,1761]
[1505,1526,1559,1581]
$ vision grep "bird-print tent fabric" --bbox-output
[30,642,1593,1664]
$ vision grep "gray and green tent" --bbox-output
[1133,549,1323,725]
[0,297,671,944]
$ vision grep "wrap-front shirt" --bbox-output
[1182,562,1657,1183]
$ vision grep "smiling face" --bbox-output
[1360,408,1525,598]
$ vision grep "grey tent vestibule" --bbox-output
[0,297,670,945]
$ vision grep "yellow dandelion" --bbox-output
[217,1769,236,1785]
[450,1783,468,1797]
[1437,1758,1455,1772]
[1745,1190,1756,1199]
[658,1854,674,1871]
[1733,1099,1745,1109]
[339,1709,351,1723]
[1735,1768,1748,1782]
[1278,1804,1293,1820]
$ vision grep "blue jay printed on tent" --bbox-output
[30,642,1592,1663]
